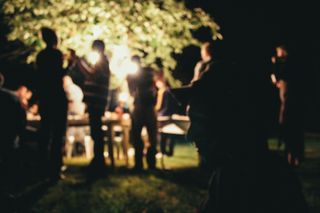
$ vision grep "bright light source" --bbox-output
[88,51,100,65]
[119,92,129,102]
[124,60,139,74]
[109,44,138,79]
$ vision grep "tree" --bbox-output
[2,0,221,86]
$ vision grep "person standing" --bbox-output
[129,56,158,171]
[80,40,110,177]
[36,27,68,181]
[271,45,304,166]
[271,45,289,125]
[190,41,215,83]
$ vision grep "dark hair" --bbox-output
[92,40,105,52]
[40,27,58,47]
[131,55,141,64]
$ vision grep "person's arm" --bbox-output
[79,59,95,74]
[191,61,202,83]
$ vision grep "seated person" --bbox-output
[63,75,85,116]
[155,78,181,156]
[63,75,87,158]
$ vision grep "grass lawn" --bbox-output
[28,138,320,213]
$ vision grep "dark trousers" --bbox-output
[160,133,175,156]
[88,107,105,163]
[132,105,157,169]
[39,100,67,177]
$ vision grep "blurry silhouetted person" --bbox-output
[36,27,68,181]
[63,75,85,116]
[155,77,180,156]
[0,78,26,167]
[80,40,110,177]
[271,45,289,126]
[185,55,308,212]
[66,48,86,89]
[190,41,214,83]
[272,45,304,166]
[129,55,158,171]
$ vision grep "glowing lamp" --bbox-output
[126,61,139,74]
[88,51,100,65]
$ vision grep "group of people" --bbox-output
[35,27,170,179]
[0,23,308,211]
[183,39,308,212]
[190,41,304,168]
[1,27,175,181]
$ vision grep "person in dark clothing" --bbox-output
[155,78,180,156]
[35,27,68,181]
[271,45,304,166]
[66,48,86,89]
[271,45,289,126]
[190,41,215,83]
[185,58,308,212]
[0,87,26,164]
[79,40,110,176]
[129,56,158,171]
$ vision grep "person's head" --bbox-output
[155,79,166,89]
[16,85,32,102]
[275,45,288,58]
[131,55,141,65]
[40,27,58,48]
[92,40,105,53]
[201,41,214,61]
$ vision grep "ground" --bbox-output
[1,137,320,212]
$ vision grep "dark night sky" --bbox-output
[177,0,320,132]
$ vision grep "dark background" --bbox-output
[174,0,320,133]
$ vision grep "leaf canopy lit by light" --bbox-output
[2,0,221,87]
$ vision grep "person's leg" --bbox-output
[88,107,105,165]
[132,108,144,170]
[160,133,167,155]
[167,136,175,157]
[51,103,67,179]
[38,107,52,167]
[145,108,158,169]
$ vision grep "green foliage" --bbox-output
[2,0,221,86]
